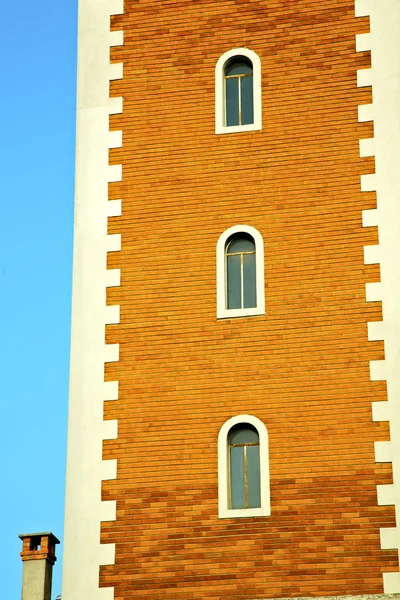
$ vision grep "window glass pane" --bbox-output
[241,74,254,125]
[227,254,241,309]
[228,425,259,445]
[227,236,255,254]
[246,445,261,508]
[230,446,246,509]
[243,253,257,308]
[225,60,253,76]
[225,77,239,127]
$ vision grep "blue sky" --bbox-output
[0,1,77,597]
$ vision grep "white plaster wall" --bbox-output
[356,0,400,592]
[62,0,123,598]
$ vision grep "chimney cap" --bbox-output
[18,532,60,544]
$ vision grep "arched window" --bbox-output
[215,48,262,135]
[228,423,260,509]
[224,58,254,127]
[218,415,270,519]
[216,225,265,319]
[226,234,256,310]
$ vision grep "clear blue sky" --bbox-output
[0,1,77,597]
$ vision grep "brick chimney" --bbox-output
[19,532,60,600]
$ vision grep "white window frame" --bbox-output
[218,414,270,519]
[215,48,262,135]
[216,224,265,319]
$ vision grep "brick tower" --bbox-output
[63,1,400,599]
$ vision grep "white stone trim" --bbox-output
[375,441,392,463]
[101,419,118,440]
[62,0,123,598]
[99,500,117,523]
[109,30,123,47]
[109,97,123,115]
[98,543,116,566]
[105,269,121,289]
[215,48,262,135]
[362,208,379,227]
[361,173,378,192]
[109,63,123,81]
[105,304,120,325]
[103,380,119,402]
[103,343,119,364]
[384,573,400,593]
[377,484,396,507]
[359,138,375,158]
[356,32,372,53]
[365,281,382,303]
[372,401,390,423]
[218,414,270,519]
[216,224,265,319]
[357,67,374,88]
[107,234,122,253]
[367,320,386,342]
[358,103,374,122]
[106,199,122,217]
[108,164,122,183]
[380,527,399,550]
[357,0,400,590]
[364,244,380,265]
[101,459,117,481]
[108,131,122,149]
[370,357,390,380]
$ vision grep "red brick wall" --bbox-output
[102,1,397,597]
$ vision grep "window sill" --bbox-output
[215,123,262,135]
[218,506,270,519]
[217,307,265,320]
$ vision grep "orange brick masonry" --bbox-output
[101,1,398,598]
